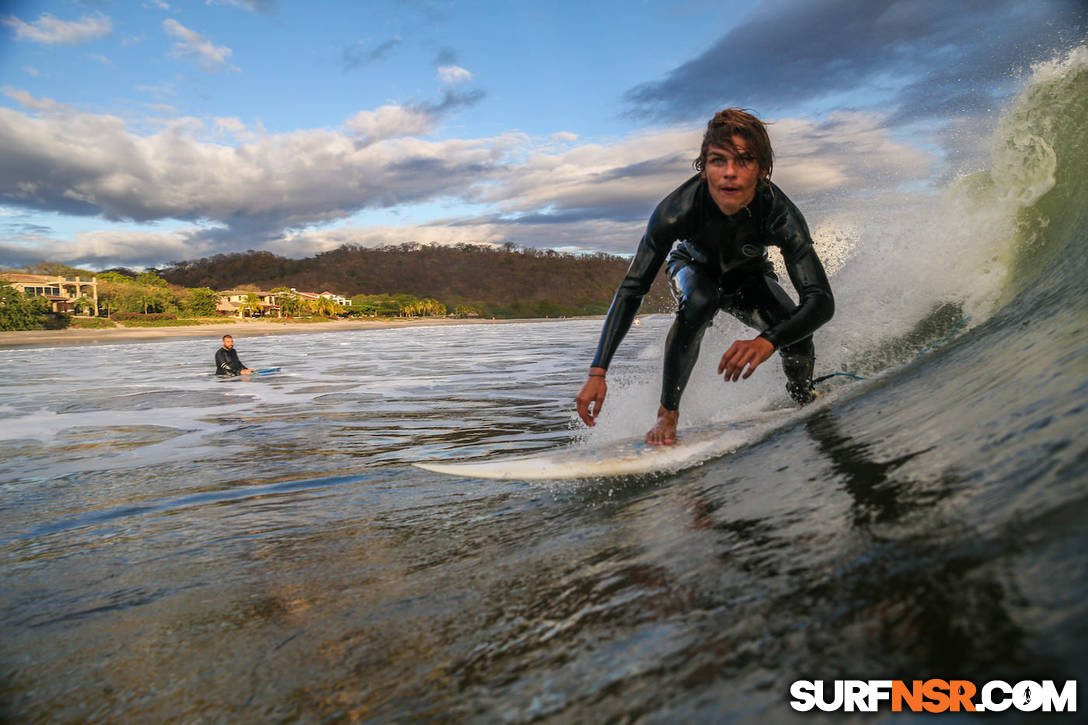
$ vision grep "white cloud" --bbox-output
[437,65,472,85]
[2,12,112,45]
[23,66,42,77]
[3,88,67,113]
[0,227,211,269]
[275,112,936,257]
[482,112,934,226]
[270,218,642,258]
[214,117,247,135]
[0,98,518,231]
[73,229,203,263]
[0,94,937,267]
[345,104,435,144]
[163,19,238,73]
[484,127,701,218]
[89,54,114,67]
[770,113,935,195]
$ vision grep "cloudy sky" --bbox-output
[0,0,1083,270]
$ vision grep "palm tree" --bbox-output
[71,295,94,316]
[271,288,302,317]
[240,293,262,318]
[313,296,342,317]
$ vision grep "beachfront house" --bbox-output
[212,288,349,318]
[285,288,350,306]
[288,288,349,314]
[292,290,322,307]
[216,290,283,318]
[318,290,351,307]
[3,273,99,315]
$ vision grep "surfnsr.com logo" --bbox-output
[790,680,1077,713]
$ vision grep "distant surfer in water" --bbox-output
[215,334,255,376]
[576,108,835,445]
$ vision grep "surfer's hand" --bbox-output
[718,337,774,382]
[576,370,607,426]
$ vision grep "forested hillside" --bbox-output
[159,243,675,318]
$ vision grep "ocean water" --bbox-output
[2,50,1087,722]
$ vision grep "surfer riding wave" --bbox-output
[576,108,835,445]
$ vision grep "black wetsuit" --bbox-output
[592,175,834,409]
[215,347,246,376]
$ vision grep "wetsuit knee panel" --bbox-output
[670,264,720,326]
[677,291,720,326]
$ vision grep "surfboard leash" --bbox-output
[813,372,865,384]
[914,315,971,356]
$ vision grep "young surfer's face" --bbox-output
[702,137,761,215]
[223,336,234,349]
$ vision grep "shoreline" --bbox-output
[0,316,597,350]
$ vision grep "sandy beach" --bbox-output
[0,316,582,349]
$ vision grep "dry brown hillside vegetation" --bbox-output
[158,243,674,318]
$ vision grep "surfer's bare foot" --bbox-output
[645,406,679,446]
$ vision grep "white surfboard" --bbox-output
[414,407,803,480]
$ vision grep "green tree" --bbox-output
[71,295,95,315]
[402,297,446,316]
[184,287,219,316]
[96,280,130,315]
[0,281,48,330]
[240,293,262,317]
[349,294,382,316]
[454,303,481,318]
[136,271,170,288]
[135,285,176,314]
[312,295,343,317]
[25,262,95,278]
[97,271,133,283]
[272,287,302,316]
[97,278,179,315]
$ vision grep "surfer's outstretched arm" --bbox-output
[579,187,690,427]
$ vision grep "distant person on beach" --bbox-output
[215,335,254,376]
[576,108,835,445]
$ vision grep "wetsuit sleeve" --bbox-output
[215,348,230,375]
[590,209,676,370]
[760,194,835,349]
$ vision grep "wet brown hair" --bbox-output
[693,108,773,186]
